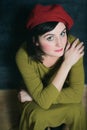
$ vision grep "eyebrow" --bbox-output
[61,28,67,33]
[43,27,66,38]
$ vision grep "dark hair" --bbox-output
[26,22,68,62]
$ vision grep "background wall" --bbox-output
[0,0,87,89]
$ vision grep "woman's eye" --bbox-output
[60,31,66,37]
[47,36,54,41]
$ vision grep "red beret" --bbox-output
[26,4,74,30]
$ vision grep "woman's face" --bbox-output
[36,22,67,58]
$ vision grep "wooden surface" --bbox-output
[0,89,20,130]
[0,86,87,130]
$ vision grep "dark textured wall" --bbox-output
[0,0,87,89]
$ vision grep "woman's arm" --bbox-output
[54,56,84,104]
[52,38,84,104]
[52,38,84,91]
[18,44,84,104]
[16,45,59,109]
[16,38,84,109]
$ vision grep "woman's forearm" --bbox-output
[52,61,71,91]
[52,39,84,92]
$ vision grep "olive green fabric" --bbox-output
[16,34,86,130]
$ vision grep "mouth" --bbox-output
[54,48,63,52]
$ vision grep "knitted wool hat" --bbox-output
[26,4,74,30]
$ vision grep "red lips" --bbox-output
[54,48,63,52]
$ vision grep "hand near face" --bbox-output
[64,38,84,67]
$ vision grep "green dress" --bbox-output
[16,34,86,130]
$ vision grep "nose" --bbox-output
[56,38,62,47]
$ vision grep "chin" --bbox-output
[56,52,64,57]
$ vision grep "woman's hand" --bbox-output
[18,90,33,102]
[64,38,84,67]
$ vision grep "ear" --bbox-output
[36,42,39,46]
[33,37,39,46]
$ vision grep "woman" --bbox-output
[16,4,86,130]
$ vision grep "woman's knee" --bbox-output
[31,108,46,122]
[66,103,84,124]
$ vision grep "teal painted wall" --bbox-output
[0,0,87,89]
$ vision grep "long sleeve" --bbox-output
[53,35,85,104]
[16,46,59,109]
[54,56,84,104]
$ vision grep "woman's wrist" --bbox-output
[63,60,72,70]
[52,60,72,91]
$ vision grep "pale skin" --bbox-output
[18,22,84,102]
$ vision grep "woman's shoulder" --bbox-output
[68,34,76,44]
[15,42,40,70]
[16,42,28,59]
[16,42,32,64]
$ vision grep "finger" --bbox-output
[80,51,84,57]
[76,42,84,50]
[65,42,71,52]
[71,38,79,48]
[79,46,84,54]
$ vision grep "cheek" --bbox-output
[63,37,67,46]
[41,44,52,51]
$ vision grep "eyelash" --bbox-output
[47,36,54,41]
[60,31,66,36]
[46,30,67,41]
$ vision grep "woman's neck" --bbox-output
[42,55,60,68]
